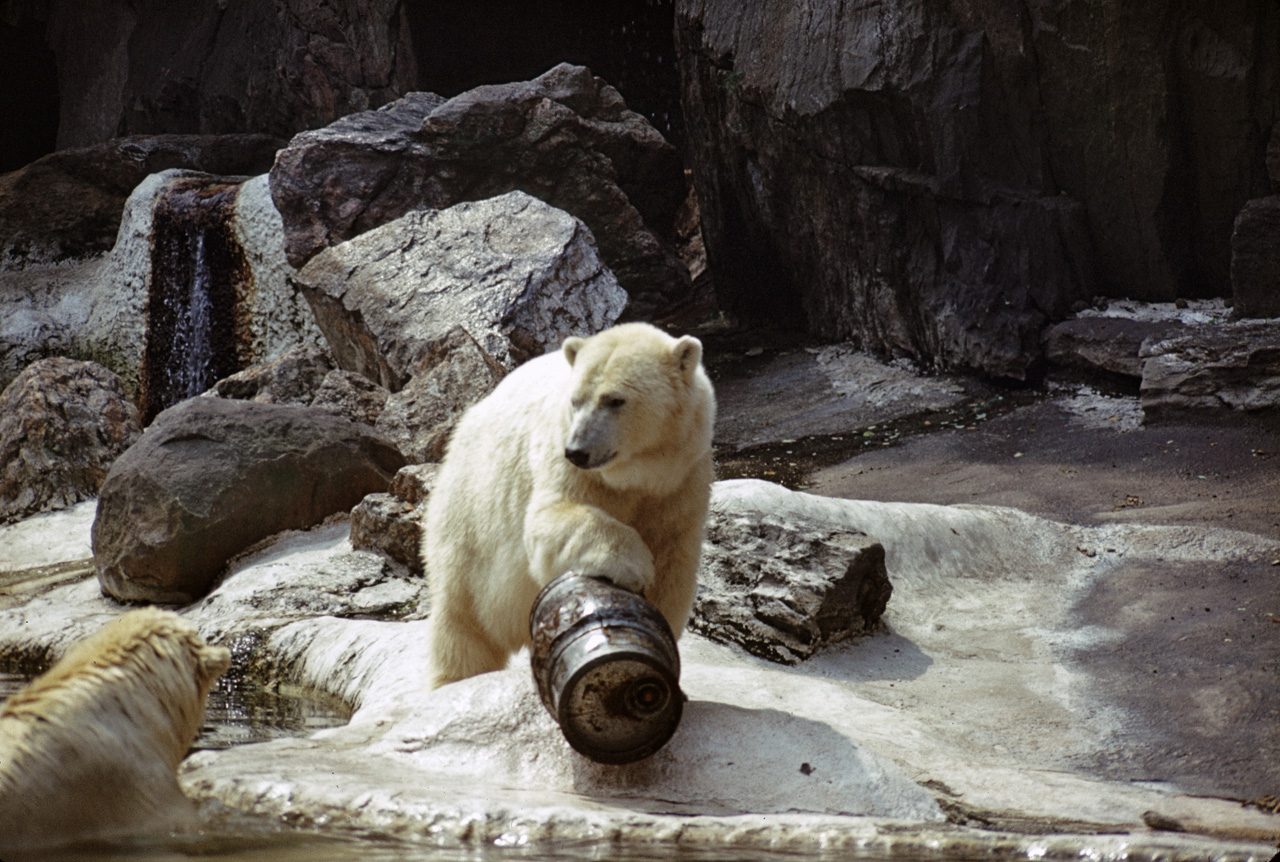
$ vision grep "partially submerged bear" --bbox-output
[425,322,716,688]
[0,607,230,852]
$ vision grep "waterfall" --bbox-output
[139,179,248,423]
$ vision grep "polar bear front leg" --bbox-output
[525,496,655,594]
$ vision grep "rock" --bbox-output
[675,1,1278,375]
[296,190,626,383]
[349,494,422,575]
[692,501,891,665]
[0,358,141,524]
[350,464,437,574]
[42,0,416,150]
[390,463,439,505]
[1230,196,1280,319]
[270,63,689,315]
[1139,321,1280,421]
[0,134,283,271]
[374,326,507,462]
[1043,318,1187,380]
[0,169,323,404]
[311,370,390,426]
[92,397,405,604]
[206,344,336,406]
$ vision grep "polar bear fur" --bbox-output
[0,607,230,851]
[425,322,715,689]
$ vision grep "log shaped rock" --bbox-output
[1139,320,1280,421]
[93,397,405,604]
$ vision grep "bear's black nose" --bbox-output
[565,447,591,469]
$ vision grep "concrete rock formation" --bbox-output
[1140,320,1280,421]
[93,397,405,604]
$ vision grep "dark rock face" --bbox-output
[206,344,336,407]
[1139,321,1280,421]
[692,509,892,665]
[1231,196,1280,319]
[0,134,282,270]
[42,0,416,150]
[93,397,405,604]
[676,0,1279,377]
[270,63,689,316]
[0,358,141,524]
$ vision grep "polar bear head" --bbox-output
[560,323,715,492]
[0,608,230,849]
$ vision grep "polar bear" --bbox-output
[424,322,715,689]
[0,608,230,851]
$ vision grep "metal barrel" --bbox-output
[529,571,685,764]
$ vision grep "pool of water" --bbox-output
[0,669,351,752]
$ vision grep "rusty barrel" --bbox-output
[529,571,684,764]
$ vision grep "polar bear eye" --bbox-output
[603,395,627,410]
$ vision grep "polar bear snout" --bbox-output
[565,444,615,469]
[565,410,617,469]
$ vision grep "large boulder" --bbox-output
[675,1,1279,376]
[296,190,627,384]
[40,0,416,150]
[1042,317,1187,380]
[1140,321,1280,421]
[0,358,141,524]
[93,397,405,604]
[692,497,892,665]
[270,63,689,316]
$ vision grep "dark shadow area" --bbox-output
[406,0,683,149]
[0,16,60,174]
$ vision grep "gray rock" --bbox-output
[1043,318,1187,380]
[310,369,390,427]
[675,1,1278,376]
[207,344,336,406]
[92,397,405,604]
[0,358,142,525]
[349,464,437,575]
[1140,321,1280,421]
[39,0,415,150]
[1230,196,1280,320]
[692,504,892,665]
[296,190,626,384]
[270,63,689,316]
[374,326,506,462]
[390,463,438,505]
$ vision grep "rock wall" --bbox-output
[676,0,1280,377]
[35,0,416,149]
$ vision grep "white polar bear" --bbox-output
[0,608,229,852]
[424,322,716,689]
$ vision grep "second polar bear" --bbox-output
[424,322,715,689]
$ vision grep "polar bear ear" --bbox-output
[562,336,586,367]
[672,335,703,381]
